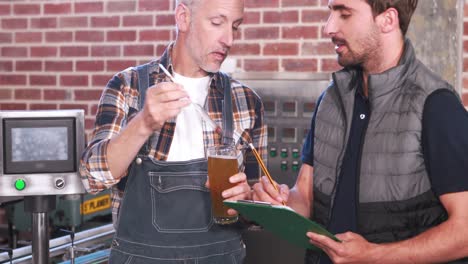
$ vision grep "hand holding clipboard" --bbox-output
[224,200,340,251]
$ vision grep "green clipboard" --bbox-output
[224,200,340,250]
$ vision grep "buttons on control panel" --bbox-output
[292,161,300,172]
[14,179,26,191]
[281,161,288,171]
[292,148,300,159]
[269,147,277,157]
[280,148,288,158]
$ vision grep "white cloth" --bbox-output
[166,72,210,161]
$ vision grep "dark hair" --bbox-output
[365,0,418,35]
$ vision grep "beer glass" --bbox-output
[207,144,239,225]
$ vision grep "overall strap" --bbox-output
[218,72,234,145]
[117,63,149,192]
[137,63,150,110]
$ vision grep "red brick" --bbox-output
[264,11,298,24]
[31,47,58,57]
[462,93,468,107]
[245,27,279,40]
[31,18,58,29]
[46,31,73,42]
[30,75,57,86]
[0,61,13,72]
[464,41,468,53]
[124,45,154,56]
[0,75,27,85]
[90,104,99,115]
[282,59,318,72]
[59,17,88,28]
[91,16,120,27]
[0,4,11,15]
[76,61,104,72]
[60,75,89,87]
[123,15,154,27]
[303,10,329,23]
[91,46,121,57]
[106,60,137,72]
[0,89,12,100]
[75,2,103,13]
[283,0,318,7]
[2,18,28,29]
[106,1,136,12]
[245,0,279,8]
[156,44,167,55]
[75,31,105,42]
[85,118,95,130]
[15,32,42,43]
[282,26,318,39]
[44,3,71,14]
[15,89,41,100]
[320,0,328,6]
[0,33,12,43]
[244,11,260,24]
[107,30,137,42]
[463,77,468,90]
[0,104,27,110]
[302,41,334,55]
[92,75,112,87]
[74,90,102,101]
[16,61,42,72]
[2,47,27,57]
[44,90,68,100]
[464,22,468,36]
[140,29,171,42]
[61,46,89,57]
[45,61,73,72]
[321,58,341,72]
[14,4,40,15]
[60,104,89,115]
[139,0,170,11]
[230,43,260,55]
[244,59,278,71]
[30,104,58,110]
[464,58,468,72]
[264,43,298,56]
[156,14,175,26]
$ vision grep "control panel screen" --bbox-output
[3,118,76,174]
[12,127,68,162]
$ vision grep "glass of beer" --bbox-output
[207,144,239,225]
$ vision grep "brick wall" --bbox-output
[0,0,467,132]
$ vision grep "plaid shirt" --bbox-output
[79,44,268,224]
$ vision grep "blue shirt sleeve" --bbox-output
[301,92,325,166]
[422,89,468,196]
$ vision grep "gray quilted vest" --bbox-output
[311,39,454,251]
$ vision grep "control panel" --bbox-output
[0,110,86,196]
[234,72,330,187]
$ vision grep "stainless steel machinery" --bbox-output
[233,72,330,264]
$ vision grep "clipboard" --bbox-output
[224,200,340,250]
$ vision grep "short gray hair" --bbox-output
[175,0,195,10]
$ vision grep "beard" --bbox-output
[335,25,381,68]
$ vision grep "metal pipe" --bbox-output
[32,212,48,264]
[0,224,115,263]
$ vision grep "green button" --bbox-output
[292,148,300,159]
[292,161,300,172]
[281,161,288,171]
[15,179,26,191]
[270,148,277,157]
[280,149,288,158]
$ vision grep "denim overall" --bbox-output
[108,64,245,263]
